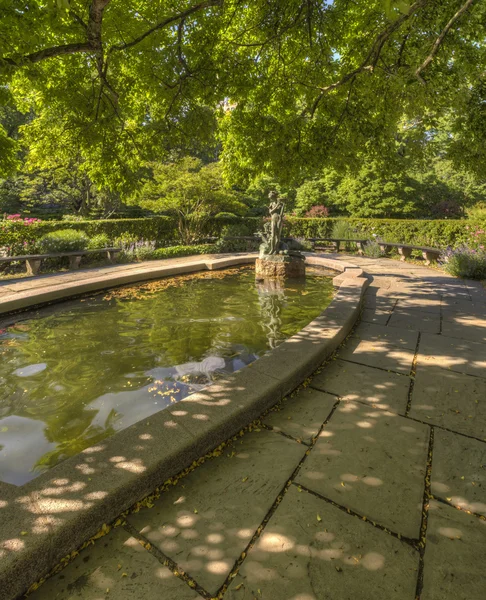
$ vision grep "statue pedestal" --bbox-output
[255,255,306,280]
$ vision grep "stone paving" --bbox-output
[25,256,486,600]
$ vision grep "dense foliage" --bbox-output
[0,0,485,267]
[1,0,485,187]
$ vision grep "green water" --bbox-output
[0,266,334,485]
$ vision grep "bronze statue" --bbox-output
[260,191,285,257]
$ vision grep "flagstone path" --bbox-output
[24,256,486,600]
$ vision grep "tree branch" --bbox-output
[415,0,477,84]
[1,42,92,67]
[306,0,429,117]
[108,0,222,54]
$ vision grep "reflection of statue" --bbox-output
[256,279,285,349]
[260,191,285,258]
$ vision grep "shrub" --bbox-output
[113,233,140,250]
[212,222,261,253]
[150,244,215,260]
[87,233,111,249]
[305,205,329,218]
[331,220,356,240]
[363,240,384,258]
[441,246,486,280]
[134,240,157,260]
[38,229,89,254]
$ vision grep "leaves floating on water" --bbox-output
[103,266,250,301]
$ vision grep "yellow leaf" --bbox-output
[242,477,248,483]
[317,514,322,522]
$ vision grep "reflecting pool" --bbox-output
[0,266,334,484]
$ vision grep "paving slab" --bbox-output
[296,402,429,538]
[226,485,419,600]
[409,365,486,439]
[441,311,486,344]
[441,298,486,315]
[387,307,441,334]
[360,308,392,325]
[395,297,442,314]
[421,500,486,600]
[310,359,410,414]
[28,527,202,600]
[352,322,419,350]
[338,338,415,375]
[263,387,336,444]
[362,294,396,311]
[127,429,306,596]
[418,333,486,379]
[431,429,486,516]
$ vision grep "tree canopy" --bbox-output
[1,0,484,190]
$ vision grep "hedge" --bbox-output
[2,215,485,256]
[284,217,486,249]
[0,216,261,256]
[150,244,216,260]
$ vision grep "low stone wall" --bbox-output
[0,253,368,600]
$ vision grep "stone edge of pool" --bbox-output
[0,253,368,600]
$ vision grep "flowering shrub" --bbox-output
[465,225,486,250]
[0,215,43,256]
[363,240,384,258]
[113,236,156,261]
[305,205,329,218]
[441,245,486,280]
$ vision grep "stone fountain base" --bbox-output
[255,254,306,279]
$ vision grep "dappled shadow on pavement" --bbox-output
[2,257,486,600]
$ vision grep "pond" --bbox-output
[0,266,335,485]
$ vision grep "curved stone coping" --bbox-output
[0,254,368,600]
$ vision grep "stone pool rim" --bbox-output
[0,253,368,600]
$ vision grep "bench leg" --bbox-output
[26,259,42,276]
[69,256,82,270]
[379,244,390,254]
[334,241,340,252]
[356,242,364,256]
[398,247,412,261]
[422,250,438,266]
[107,250,116,264]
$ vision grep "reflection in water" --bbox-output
[0,266,334,484]
[256,279,286,349]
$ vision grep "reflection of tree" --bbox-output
[0,268,335,476]
[256,279,286,349]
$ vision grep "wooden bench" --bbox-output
[0,248,121,276]
[377,242,441,265]
[308,238,368,254]
[306,237,441,264]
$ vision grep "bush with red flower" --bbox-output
[305,205,329,218]
[1,214,43,256]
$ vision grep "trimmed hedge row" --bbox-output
[0,216,262,255]
[2,215,485,256]
[284,217,486,249]
[0,216,175,250]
